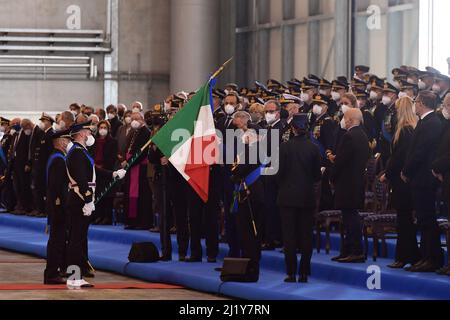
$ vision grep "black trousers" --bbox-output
[412,187,443,266]
[31,170,45,213]
[236,195,263,280]
[44,205,67,279]
[94,196,113,223]
[12,166,32,212]
[341,209,363,256]
[160,176,189,257]
[188,187,219,259]
[395,209,420,264]
[280,207,314,276]
[263,176,281,245]
[66,204,90,276]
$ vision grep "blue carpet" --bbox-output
[0,213,448,300]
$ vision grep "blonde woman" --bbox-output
[380,96,420,269]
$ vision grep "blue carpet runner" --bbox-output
[0,213,448,300]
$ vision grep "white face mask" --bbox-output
[407,78,415,85]
[70,110,78,117]
[418,81,427,90]
[66,141,74,153]
[124,117,132,125]
[341,104,351,114]
[398,91,408,99]
[357,100,365,109]
[38,121,46,130]
[432,84,441,93]
[24,129,32,136]
[331,91,341,101]
[382,95,392,105]
[319,89,328,95]
[300,93,310,102]
[0,126,5,133]
[443,107,450,120]
[224,104,235,115]
[312,105,323,116]
[86,134,95,147]
[265,113,277,125]
[340,118,347,130]
[131,120,141,130]
[369,91,379,101]
[132,108,141,113]
[99,129,108,137]
[107,113,115,120]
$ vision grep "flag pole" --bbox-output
[208,57,233,83]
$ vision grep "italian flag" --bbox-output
[152,82,218,203]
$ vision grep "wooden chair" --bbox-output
[362,176,397,261]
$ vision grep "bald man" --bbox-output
[330,108,370,263]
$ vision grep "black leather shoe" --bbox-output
[405,260,426,271]
[185,257,202,263]
[436,265,450,275]
[337,255,366,263]
[388,261,406,269]
[298,274,308,283]
[409,260,440,273]
[159,255,172,261]
[44,276,66,285]
[331,254,348,262]
[214,267,223,272]
[284,276,296,283]
[261,243,275,251]
[178,255,186,262]
[207,257,217,263]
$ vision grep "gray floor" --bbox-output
[0,249,227,300]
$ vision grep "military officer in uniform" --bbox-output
[44,129,71,285]
[379,82,399,166]
[277,114,322,283]
[32,113,55,217]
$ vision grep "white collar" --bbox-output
[269,119,281,127]
[421,110,434,120]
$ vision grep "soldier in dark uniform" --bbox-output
[277,114,322,283]
[44,129,71,285]
[319,79,338,117]
[299,78,319,114]
[1,119,20,211]
[354,89,378,149]
[330,79,349,119]
[434,74,450,104]
[379,82,399,166]
[65,121,98,288]
[32,113,55,217]
[310,95,338,210]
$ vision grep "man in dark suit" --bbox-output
[277,114,322,283]
[330,108,370,263]
[12,119,35,214]
[402,90,444,272]
[106,105,123,138]
[433,93,450,275]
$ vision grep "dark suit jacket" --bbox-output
[432,118,450,201]
[109,116,123,139]
[34,128,54,178]
[403,112,443,189]
[277,135,322,208]
[331,126,370,210]
[385,126,414,210]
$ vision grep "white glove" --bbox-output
[82,202,95,217]
[113,169,127,180]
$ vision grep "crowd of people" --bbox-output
[0,62,449,286]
